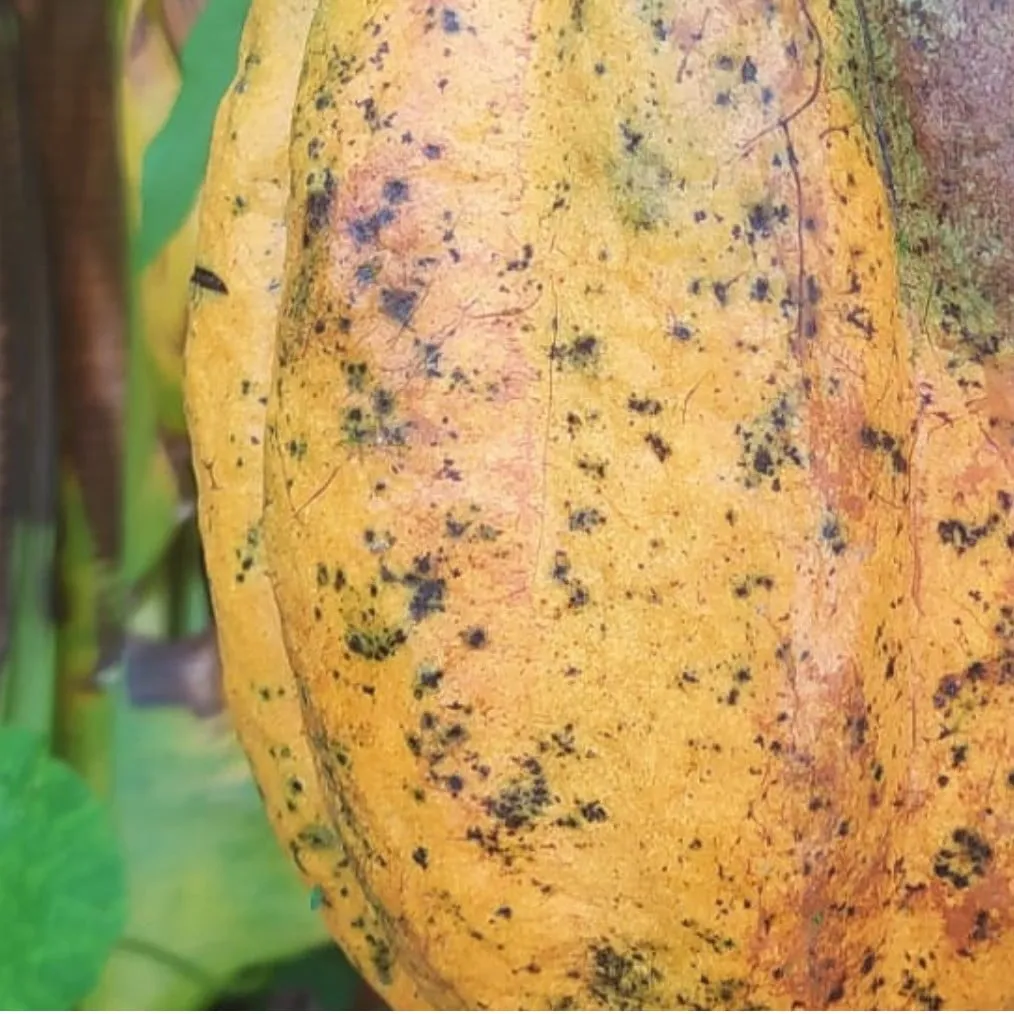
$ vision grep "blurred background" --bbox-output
[0,0,384,1007]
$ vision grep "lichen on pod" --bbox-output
[192,0,1014,1008]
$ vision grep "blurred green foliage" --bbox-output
[2,0,366,1007]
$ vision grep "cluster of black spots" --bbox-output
[365,932,395,985]
[620,121,644,154]
[644,432,671,463]
[568,507,606,533]
[349,206,396,247]
[627,394,662,415]
[898,969,943,1011]
[933,827,993,889]
[443,508,501,542]
[859,424,908,474]
[551,552,591,611]
[414,339,443,377]
[680,916,737,956]
[404,694,473,780]
[722,666,752,706]
[314,563,346,592]
[355,95,394,133]
[233,525,261,583]
[303,167,336,245]
[345,626,407,662]
[993,607,1014,642]
[845,711,869,750]
[363,528,396,554]
[844,304,875,339]
[412,662,444,699]
[576,455,608,480]
[821,513,847,555]
[505,243,534,272]
[402,554,447,622]
[483,756,554,832]
[411,845,429,869]
[551,332,601,370]
[732,575,775,599]
[341,383,410,447]
[553,797,610,830]
[343,360,369,391]
[538,723,580,758]
[736,394,805,489]
[285,437,308,460]
[745,199,791,243]
[970,909,993,943]
[588,943,664,1010]
[936,513,1002,554]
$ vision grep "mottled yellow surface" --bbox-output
[183,1,424,1006]
[187,0,1014,1008]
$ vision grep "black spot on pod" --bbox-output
[191,265,229,294]
[380,287,419,326]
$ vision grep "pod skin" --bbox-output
[189,0,1014,1007]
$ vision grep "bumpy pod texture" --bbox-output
[186,0,1014,1008]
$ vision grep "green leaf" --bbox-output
[134,0,252,269]
[0,726,125,1010]
[85,688,327,1010]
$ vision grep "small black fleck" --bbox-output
[462,626,487,649]
[191,265,229,295]
[382,178,411,205]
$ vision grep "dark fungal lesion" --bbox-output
[644,432,671,463]
[897,968,944,1011]
[461,625,488,649]
[379,286,420,326]
[627,394,662,415]
[482,755,553,832]
[932,827,993,889]
[550,331,602,371]
[345,625,408,661]
[858,424,908,474]
[402,553,447,622]
[551,551,592,611]
[444,506,501,542]
[586,942,665,1010]
[232,524,261,583]
[412,661,443,699]
[736,393,805,490]
[936,512,1003,555]
[820,512,847,555]
[303,167,336,245]
[568,507,606,533]
[340,381,411,448]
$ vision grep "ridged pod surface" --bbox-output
[187,0,1014,1008]
[184,0,425,1006]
